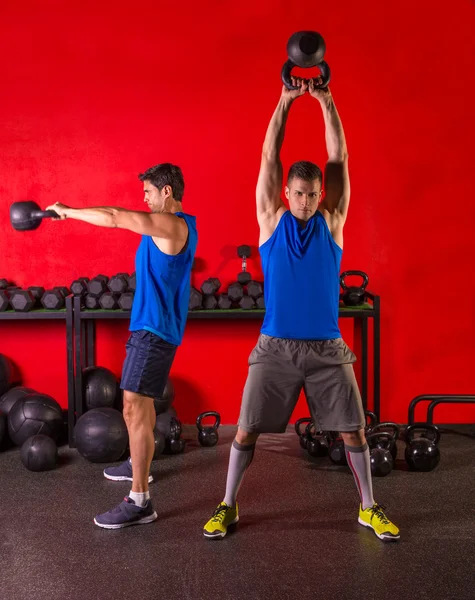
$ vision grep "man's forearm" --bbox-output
[262,97,293,159]
[319,97,348,161]
[62,206,131,228]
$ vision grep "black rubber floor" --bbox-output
[1,425,474,600]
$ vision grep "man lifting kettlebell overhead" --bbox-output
[203,31,400,542]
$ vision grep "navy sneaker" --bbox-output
[103,457,153,483]
[94,496,158,529]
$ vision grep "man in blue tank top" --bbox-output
[47,163,197,529]
[203,78,400,542]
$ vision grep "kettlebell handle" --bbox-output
[367,432,395,449]
[295,417,312,437]
[281,59,331,91]
[370,422,400,441]
[339,270,369,291]
[196,411,221,431]
[405,423,441,445]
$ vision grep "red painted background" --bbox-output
[0,0,473,424]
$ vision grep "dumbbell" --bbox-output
[71,278,90,296]
[41,287,69,310]
[108,274,129,294]
[201,278,221,310]
[99,293,120,310]
[118,292,134,311]
[217,294,232,309]
[127,273,136,292]
[196,412,220,447]
[237,245,252,285]
[87,275,109,298]
[367,433,394,477]
[404,423,441,472]
[0,291,10,311]
[10,287,45,312]
[0,279,9,289]
[189,288,203,310]
[10,201,59,231]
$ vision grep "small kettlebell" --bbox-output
[367,433,394,477]
[328,433,348,466]
[295,417,313,450]
[340,271,369,307]
[196,411,221,447]
[305,422,330,458]
[405,423,441,472]
[281,30,331,90]
[369,422,400,461]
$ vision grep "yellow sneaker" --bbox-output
[358,503,400,542]
[203,502,239,540]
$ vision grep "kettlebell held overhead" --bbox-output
[281,30,331,90]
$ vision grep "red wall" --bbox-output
[1,0,474,424]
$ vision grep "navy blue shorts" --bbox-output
[120,330,177,398]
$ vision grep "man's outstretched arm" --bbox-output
[45,203,187,240]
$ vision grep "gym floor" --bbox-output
[1,425,474,600]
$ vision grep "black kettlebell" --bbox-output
[168,417,186,454]
[364,410,378,435]
[367,433,394,477]
[295,417,313,450]
[305,422,330,458]
[339,271,369,307]
[281,30,331,90]
[405,423,441,472]
[196,411,220,447]
[328,433,348,466]
[369,422,400,461]
[10,201,59,231]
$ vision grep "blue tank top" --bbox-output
[260,210,342,340]
[130,212,198,346]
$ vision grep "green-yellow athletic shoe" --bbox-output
[358,503,400,542]
[203,502,239,539]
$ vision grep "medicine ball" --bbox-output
[83,366,119,410]
[8,394,63,447]
[153,378,175,415]
[0,386,36,418]
[0,411,6,447]
[74,407,128,463]
[20,435,58,471]
[0,354,15,396]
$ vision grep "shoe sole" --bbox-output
[358,517,400,542]
[103,473,153,484]
[94,511,158,529]
[203,516,239,540]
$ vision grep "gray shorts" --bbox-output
[238,334,365,434]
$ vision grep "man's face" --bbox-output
[143,180,170,213]
[285,177,322,221]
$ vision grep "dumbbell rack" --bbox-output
[69,292,381,446]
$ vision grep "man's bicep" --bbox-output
[321,158,350,221]
[256,156,284,217]
[117,211,183,239]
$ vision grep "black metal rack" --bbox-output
[71,292,381,446]
[0,299,75,444]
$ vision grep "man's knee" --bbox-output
[122,391,151,425]
[235,428,259,446]
[340,429,366,446]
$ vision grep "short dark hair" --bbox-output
[138,163,185,202]
[287,161,322,186]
